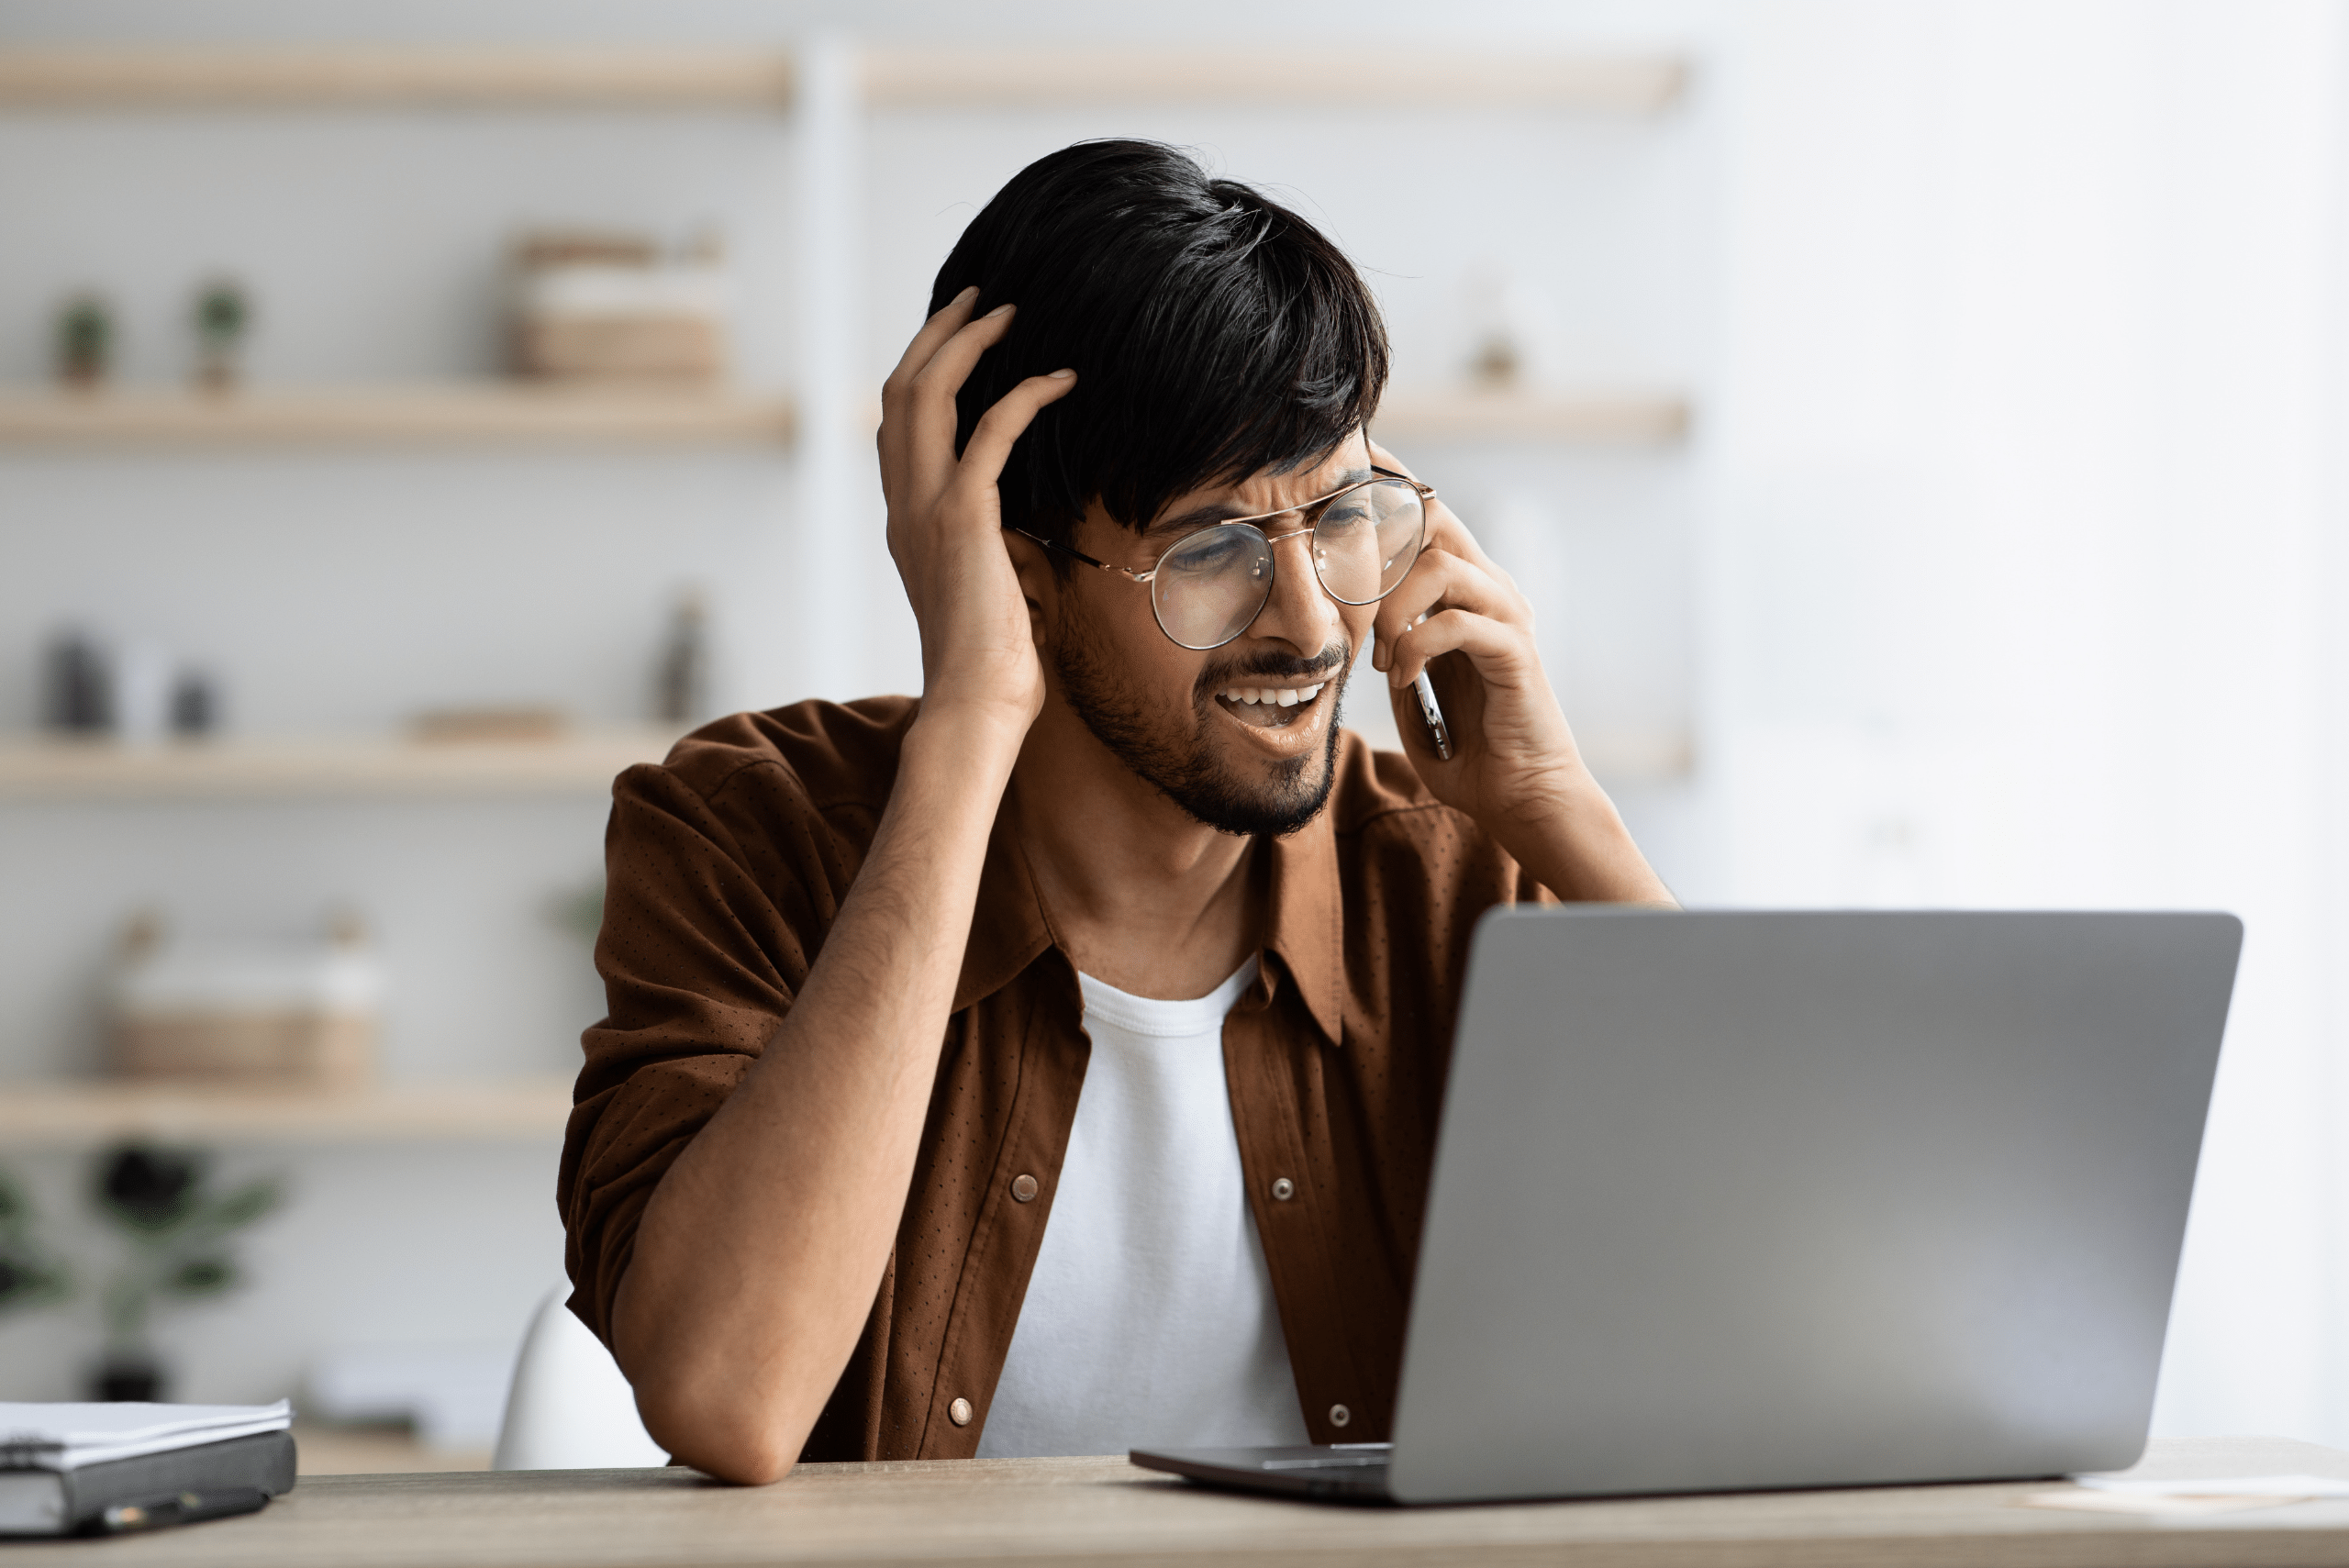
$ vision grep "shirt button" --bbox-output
[1271,1176,1296,1201]
[950,1397,974,1427]
[1010,1173,1039,1203]
[1329,1404,1351,1429]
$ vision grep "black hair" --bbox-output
[929,139,1389,556]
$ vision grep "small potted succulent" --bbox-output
[53,294,114,389]
[190,277,252,392]
[90,1143,282,1402]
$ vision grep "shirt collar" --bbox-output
[954,794,1347,1050]
[952,802,1057,1014]
[1259,806,1346,1047]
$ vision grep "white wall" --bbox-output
[1709,0,2348,1442]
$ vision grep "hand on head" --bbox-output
[877,285,1075,739]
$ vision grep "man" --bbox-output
[559,140,1672,1485]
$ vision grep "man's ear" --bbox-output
[1002,528,1056,648]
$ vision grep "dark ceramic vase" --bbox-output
[93,1354,165,1402]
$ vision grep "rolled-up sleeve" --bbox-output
[556,704,897,1344]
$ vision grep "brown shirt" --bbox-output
[559,695,1553,1462]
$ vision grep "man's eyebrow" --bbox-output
[1143,468,1377,539]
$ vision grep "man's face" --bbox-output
[1045,435,1378,838]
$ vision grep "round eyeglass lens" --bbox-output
[1310,480,1428,606]
[1152,524,1275,650]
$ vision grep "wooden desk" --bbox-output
[16,1437,2349,1567]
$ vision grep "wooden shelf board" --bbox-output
[0,48,795,109]
[1577,728,1697,784]
[862,49,1687,112]
[0,386,1677,450]
[0,729,681,801]
[0,1075,573,1145]
[0,46,1686,115]
[0,386,795,448]
[1374,389,1690,447]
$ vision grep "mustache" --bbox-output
[1195,640,1351,698]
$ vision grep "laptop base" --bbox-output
[1129,1444,1395,1504]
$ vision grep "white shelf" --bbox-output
[0,1075,573,1145]
[1374,389,1689,447]
[0,729,681,801]
[0,385,795,449]
[0,46,1686,115]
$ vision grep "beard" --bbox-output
[1052,595,1348,840]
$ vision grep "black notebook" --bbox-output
[0,1426,296,1537]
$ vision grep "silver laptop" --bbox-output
[1132,908,2241,1505]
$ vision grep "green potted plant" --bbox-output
[190,277,252,392]
[89,1143,281,1402]
[53,294,114,389]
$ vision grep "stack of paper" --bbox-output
[2024,1470,2349,1518]
[0,1401,290,1470]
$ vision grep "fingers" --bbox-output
[885,284,979,392]
[907,301,1019,405]
[879,286,977,497]
[953,369,1078,492]
[1383,605,1536,693]
[883,298,1020,512]
[1371,547,1526,671]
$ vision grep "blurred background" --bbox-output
[0,0,2343,1470]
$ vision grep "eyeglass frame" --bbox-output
[1005,465,1440,651]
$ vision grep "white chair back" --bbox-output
[492,1287,669,1470]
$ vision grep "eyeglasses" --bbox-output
[1009,467,1437,651]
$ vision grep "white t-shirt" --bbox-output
[974,955,1311,1458]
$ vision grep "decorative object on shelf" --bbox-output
[190,276,253,391]
[409,706,568,743]
[0,1164,72,1317]
[107,639,177,746]
[654,587,709,726]
[1460,262,1556,391]
[107,909,384,1084]
[41,628,111,732]
[39,629,224,741]
[510,228,730,385]
[53,293,114,388]
[87,1142,282,1402]
[169,667,219,736]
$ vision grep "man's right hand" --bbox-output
[877,285,1076,736]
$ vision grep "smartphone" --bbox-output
[1411,671,1453,762]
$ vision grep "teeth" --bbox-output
[1219,682,1323,707]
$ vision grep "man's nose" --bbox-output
[1247,527,1341,654]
